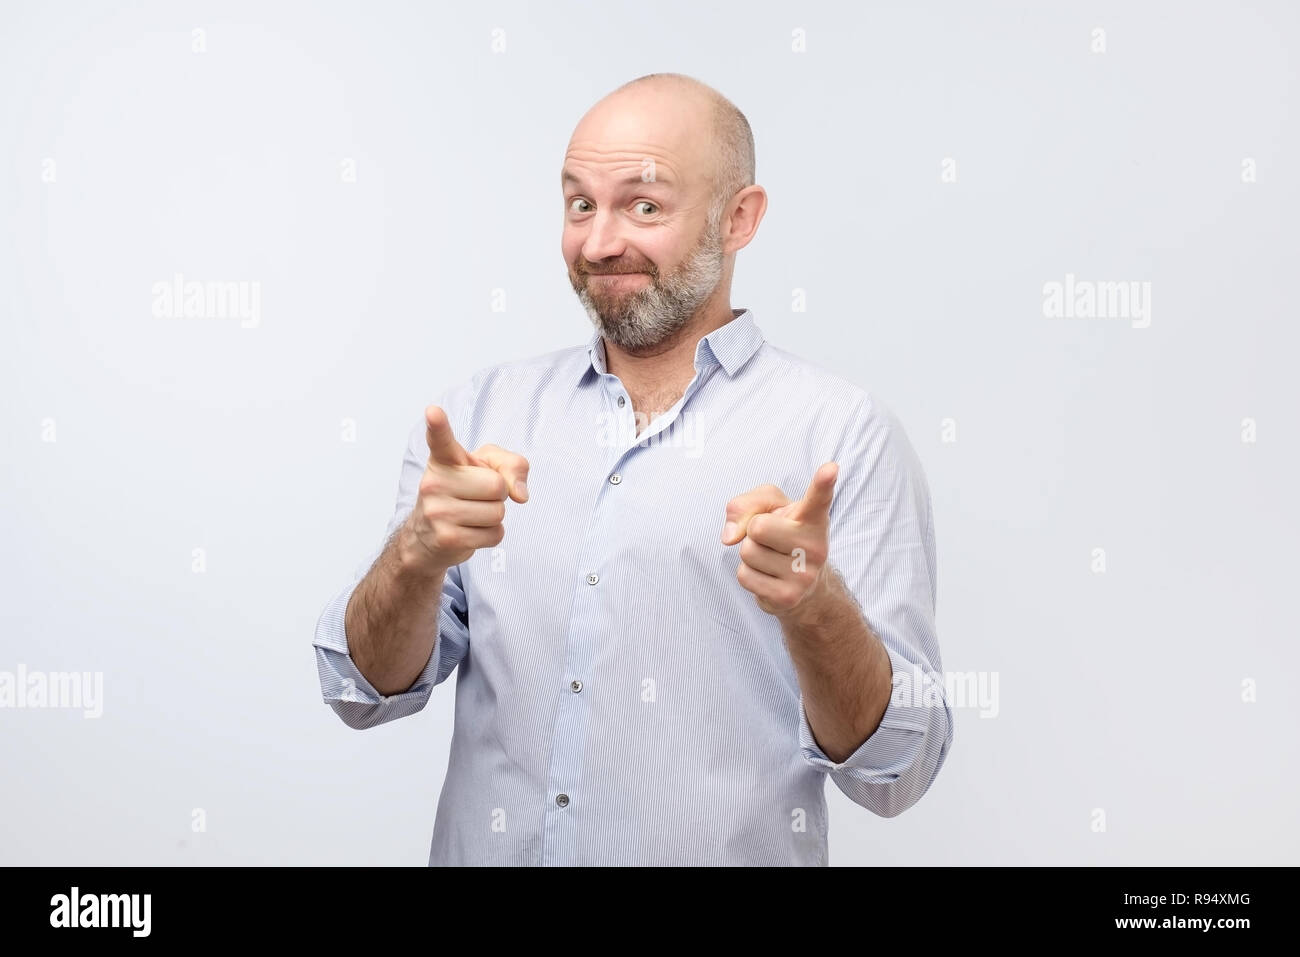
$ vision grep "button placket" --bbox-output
[541,437,633,865]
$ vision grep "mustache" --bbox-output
[575,262,658,277]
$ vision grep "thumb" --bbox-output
[470,444,531,504]
[722,484,790,545]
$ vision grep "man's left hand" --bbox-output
[721,462,839,618]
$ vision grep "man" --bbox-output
[313,73,952,866]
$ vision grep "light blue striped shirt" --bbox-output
[313,308,952,865]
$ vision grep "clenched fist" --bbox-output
[397,404,530,576]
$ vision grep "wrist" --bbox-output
[393,519,451,584]
[778,564,838,627]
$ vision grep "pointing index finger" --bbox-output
[425,405,471,467]
[789,461,838,524]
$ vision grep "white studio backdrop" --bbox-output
[1,0,1296,865]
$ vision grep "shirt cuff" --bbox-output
[312,580,442,727]
[797,645,940,781]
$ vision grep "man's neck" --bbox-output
[603,302,740,390]
[602,301,741,434]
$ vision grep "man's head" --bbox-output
[561,73,766,353]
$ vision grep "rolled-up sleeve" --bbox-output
[313,556,468,730]
[312,386,475,730]
[797,395,953,818]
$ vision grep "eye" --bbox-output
[569,198,593,213]
[634,201,659,216]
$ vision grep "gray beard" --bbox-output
[573,225,725,352]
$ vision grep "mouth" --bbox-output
[588,273,647,287]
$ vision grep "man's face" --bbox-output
[561,105,725,352]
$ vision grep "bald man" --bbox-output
[313,73,952,866]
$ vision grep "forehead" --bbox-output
[561,155,679,191]
[561,93,712,193]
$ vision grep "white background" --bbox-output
[1,0,1296,865]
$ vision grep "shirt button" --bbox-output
[570,679,583,693]
[555,793,570,808]
[609,473,621,485]
[617,396,625,408]
[586,572,599,585]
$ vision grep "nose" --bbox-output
[581,208,627,264]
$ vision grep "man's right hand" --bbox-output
[397,404,530,576]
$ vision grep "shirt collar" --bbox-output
[581,308,764,383]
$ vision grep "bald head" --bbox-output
[561,74,766,354]
[573,73,755,225]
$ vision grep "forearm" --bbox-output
[779,567,893,763]
[344,520,448,696]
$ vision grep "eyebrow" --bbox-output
[561,169,676,190]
